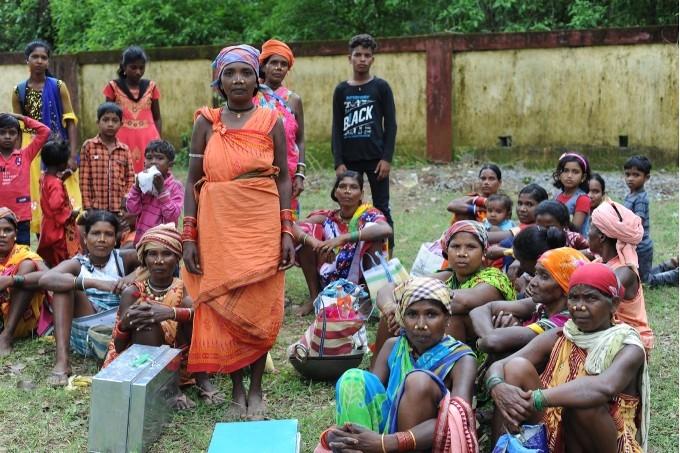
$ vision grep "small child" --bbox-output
[552,152,591,235]
[36,141,80,266]
[623,156,653,282]
[588,173,608,213]
[80,102,135,217]
[0,113,50,245]
[126,140,183,243]
[483,194,514,232]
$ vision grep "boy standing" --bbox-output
[623,156,653,282]
[0,113,50,245]
[126,140,184,243]
[332,34,397,248]
[80,102,135,217]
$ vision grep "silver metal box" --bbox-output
[88,344,181,453]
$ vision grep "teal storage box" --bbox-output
[208,419,300,453]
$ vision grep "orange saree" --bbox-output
[183,106,284,374]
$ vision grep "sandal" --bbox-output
[197,386,226,405]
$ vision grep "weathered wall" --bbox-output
[0,65,30,112]
[285,52,426,155]
[452,44,678,152]
[80,60,213,146]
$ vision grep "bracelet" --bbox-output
[12,275,25,288]
[503,248,514,257]
[73,276,78,291]
[301,234,308,246]
[467,204,477,216]
[319,429,331,450]
[113,323,131,341]
[183,216,197,226]
[407,430,416,450]
[280,209,295,222]
[381,434,386,453]
[182,224,198,241]
[188,153,203,159]
[532,388,548,411]
[296,162,306,168]
[175,307,192,322]
[282,231,295,241]
[294,172,306,180]
[172,307,177,320]
[79,276,86,291]
[349,231,359,242]
[486,375,505,392]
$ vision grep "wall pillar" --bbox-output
[425,38,453,162]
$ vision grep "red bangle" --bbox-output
[182,225,198,241]
[113,323,131,341]
[174,307,192,322]
[183,216,197,224]
[280,210,295,222]
[319,429,332,450]
[396,431,416,452]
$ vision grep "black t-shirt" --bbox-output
[331,77,397,167]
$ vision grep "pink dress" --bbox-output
[254,85,300,215]
[103,80,161,172]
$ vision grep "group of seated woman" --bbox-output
[0,208,216,403]
[310,167,652,452]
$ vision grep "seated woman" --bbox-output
[447,164,502,223]
[471,247,588,358]
[317,277,477,453]
[0,208,48,355]
[377,221,515,352]
[292,170,392,315]
[39,210,139,386]
[534,200,589,250]
[504,225,567,295]
[103,224,216,408]
[486,262,648,452]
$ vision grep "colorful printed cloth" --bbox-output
[254,84,300,214]
[441,220,488,252]
[538,247,589,293]
[299,204,387,285]
[0,245,45,338]
[103,80,161,172]
[393,277,452,327]
[523,305,570,335]
[446,266,516,301]
[37,174,80,267]
[336,334,474,434]
[211,45,260,87]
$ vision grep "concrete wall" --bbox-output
[452,44,678,152]
[0,65,30,112]
[80,59,213,145]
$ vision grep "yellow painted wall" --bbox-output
[0,65,30,113]
[285,52,427,155]
[452,44,678,152]
[80,59,213,146]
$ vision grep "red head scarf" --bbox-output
[568,262,622,299]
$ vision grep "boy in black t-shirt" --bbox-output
[332,34,397,248]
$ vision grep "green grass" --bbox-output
[0,168,676,452]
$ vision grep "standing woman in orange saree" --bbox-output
[182,45,295,420]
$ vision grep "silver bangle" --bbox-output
[296,162,306,168]
[188,153,203,159]
[294,172,306,180]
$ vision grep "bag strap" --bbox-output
[376,252,395,283]
[17,80,28,114]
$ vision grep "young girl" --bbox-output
[483,193,514,232]
[588,173,608,212]
[37,141,80,267]
[103,46,161,172]
[552,152,591,235]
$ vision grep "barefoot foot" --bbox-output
[246,391,267,420]
[225,387,247,420]
[0,335,13,357]
[293,300,314,317]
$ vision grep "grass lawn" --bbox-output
[0,167,677,452]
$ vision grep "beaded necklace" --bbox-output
[144,279,172,302]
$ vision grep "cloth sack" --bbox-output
[70,308,117,357]
[87,325,113,360]
[411,242,445,277]
[362,252,409,304]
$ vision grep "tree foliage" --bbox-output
[0,0,676,53]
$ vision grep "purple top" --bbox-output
[126,172,184,243]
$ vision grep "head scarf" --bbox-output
[538,247,589,294]
[440,220,488,253]
[393,277,452,328]
[0,207,18,229]
[591,201,643,268]
[211,44,260,87]
[259,39,294,69]
[568,262,622,299]
[136,223,182,268]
